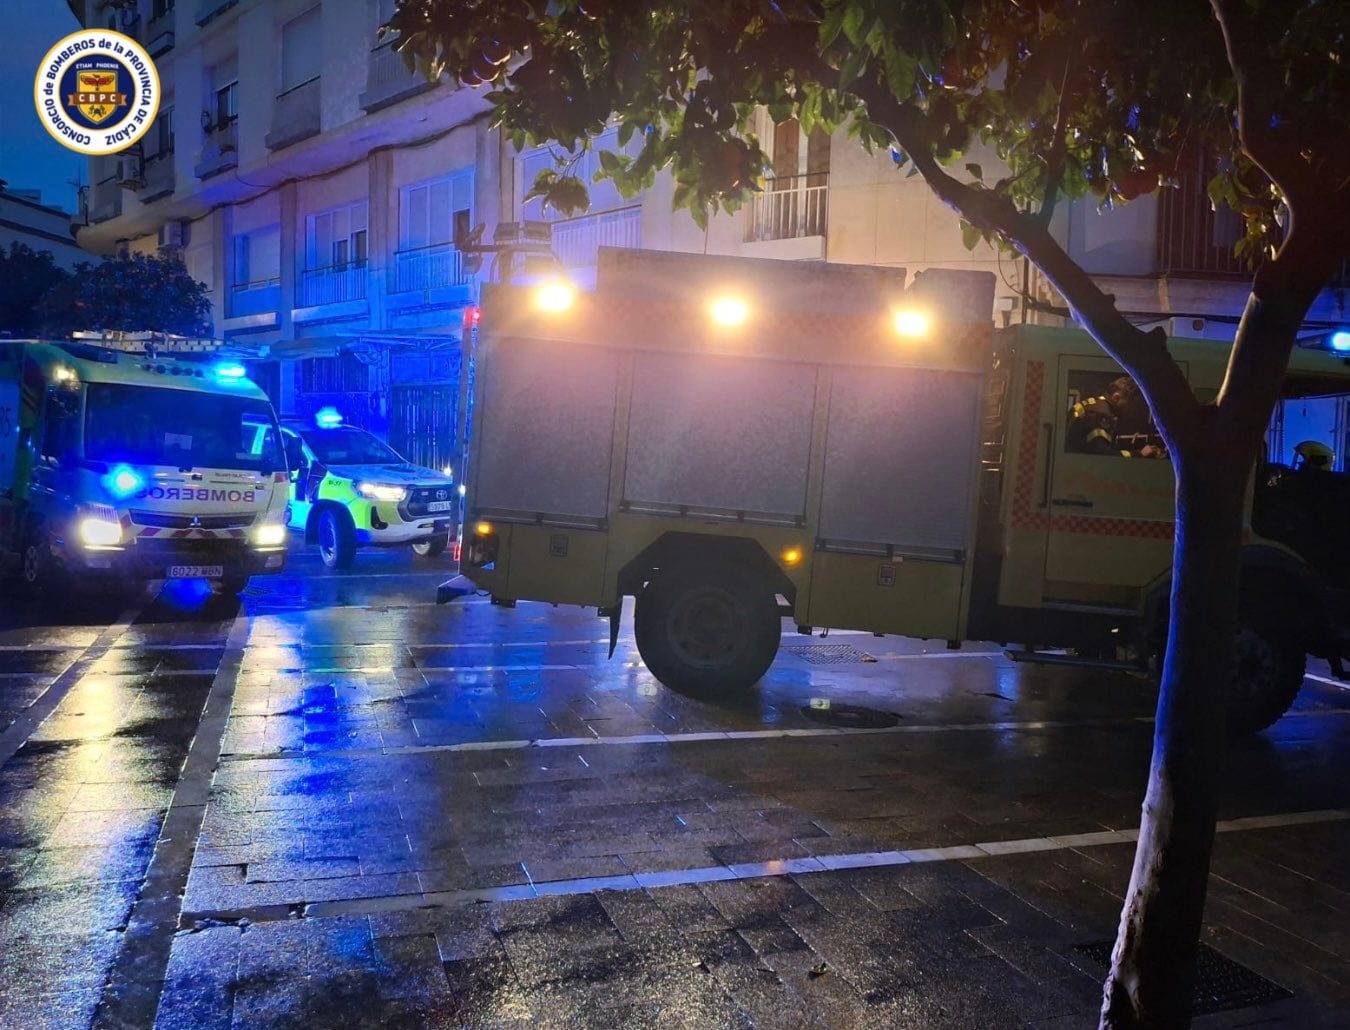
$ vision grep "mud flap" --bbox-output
[599,604,620,658]
[436,575,475,604]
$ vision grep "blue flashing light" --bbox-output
[1330,330,1350,354]
[315,407,344,428]
[105,465,145,499]
[215,362,248,380]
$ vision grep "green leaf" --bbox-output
[966,163,983,181]
[960,220,983,251]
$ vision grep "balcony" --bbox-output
[1156,152,1247,279]
[552,206,642,269]
[195,122,237,180]
[359,41,434,113]
[745,174,829,243]
[298,262,368,308]
[229,278,281,319]
[393,243,470,293]
[195,0,237,27]
[141,153,175,202]
[265,79,322,151]
[89,178,122,224]
[146,11,175,57]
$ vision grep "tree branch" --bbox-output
[851,77,1200,446]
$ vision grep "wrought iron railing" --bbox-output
[551,206,642,269]
[1155,152,1248,278]
[229,278,281,318]
[298,261,368,307]
[745,174,829,242]
[394,242,469,293]
[265,78,321,150]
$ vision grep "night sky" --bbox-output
[1,1,84,213]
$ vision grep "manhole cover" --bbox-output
[800,703,900,729]
[1074,942,1293,1015]
[784,645,878,665]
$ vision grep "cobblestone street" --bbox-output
[0,544,1346,1028]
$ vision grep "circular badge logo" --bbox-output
[34,30,160,156]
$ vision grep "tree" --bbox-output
[0,243,70,338]
[391,1,1350,1025]
[38,252,212,338]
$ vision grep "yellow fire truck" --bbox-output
[439,249,1350,732]
[0,340,291,598]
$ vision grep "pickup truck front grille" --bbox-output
[130,511,256,530]
[403,486,458,518]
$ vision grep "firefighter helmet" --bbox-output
[1293,439,1335,471]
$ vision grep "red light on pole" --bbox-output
[463,306,482,328]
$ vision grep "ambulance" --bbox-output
[0,340,291,598]
[438,248,1350,734]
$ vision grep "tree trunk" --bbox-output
[1100,452,1249,1028]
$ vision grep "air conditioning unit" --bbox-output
[158,221,184,249]
[116,157,144,190]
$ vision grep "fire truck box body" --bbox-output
[448,248,1350,731]
[0,341,291,593]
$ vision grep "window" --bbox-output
[1064,371,1169,460]
[399,172,473,251]
[152,106,174,158]
[214,81,238,128]
[233,226,281,288]
[768,118,831,184]
[520,127,636,221]
[281,6,322,93]
[308,202,368,270]
[40,391,78,463]
[152,0,175,20]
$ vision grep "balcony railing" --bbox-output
[552,206,643,269]
[229,278,281,318]
[360,40,434,113]
[141,152,175,201]
[195,0,237,26]
[1155,151,1248,278]
[265,78,321,151]
[89,177,122,224]
[745,174,829,243]
[298,262,368,308]
[146,11,175,57]
[194,122,237,180]
[393,242,470,293]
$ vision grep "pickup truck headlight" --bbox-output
[356,482,408,503]
[253,519,288,548]
[79,516,122,547]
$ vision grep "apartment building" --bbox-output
[76,0,1347,466]
[1,187,87,269]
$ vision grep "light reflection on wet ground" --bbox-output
[0,542,1346,1027]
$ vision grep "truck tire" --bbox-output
[217,572,251,596]
[316,507,356,570]
[634,561,780,694]
[1227,618,1305,735]
[19,535,68,599]
[412,533,448,558]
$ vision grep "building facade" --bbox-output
[1,188,87,269]
[76,0,1349,468]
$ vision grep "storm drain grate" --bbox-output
[1074,942,1293,1016]
[800,703,901,729]
[783,645,878,665]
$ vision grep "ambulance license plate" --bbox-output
[167,565,224,579]
[427,501,454,512]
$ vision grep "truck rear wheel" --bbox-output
[316,508,356,570]
[1227,619,1305,735]
[19,535,67,599]
[634,562,780,694]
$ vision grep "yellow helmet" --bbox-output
[1293,439,1335,471]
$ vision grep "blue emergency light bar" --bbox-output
[315,407,344,428]
[214,362,248,380]
[105,464,145,499]
[1297,330,1350,354]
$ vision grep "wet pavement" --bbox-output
[0,541,1347,1028]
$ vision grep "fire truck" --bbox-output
[439,248,1350,733]
[0,339,291,598]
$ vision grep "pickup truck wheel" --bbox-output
[217,572,251,596]
[317,508,356,570]
[1227,620,1305,735]
[634,562,780,694]
[412,534,448,558]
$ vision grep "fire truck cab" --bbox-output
[440,248,1350,733]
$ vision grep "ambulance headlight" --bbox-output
[356,482,408,503]
[79,517,122,547]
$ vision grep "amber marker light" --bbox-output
[709,295,750,327]
[781,546,803,566]
[475,521,495,536]
[534,279,576,313]
[892,308,930,338]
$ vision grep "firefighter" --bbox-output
[1292,439,1335,472]
[1068,376,1166,457]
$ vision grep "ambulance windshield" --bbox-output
[84,384,282,472]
